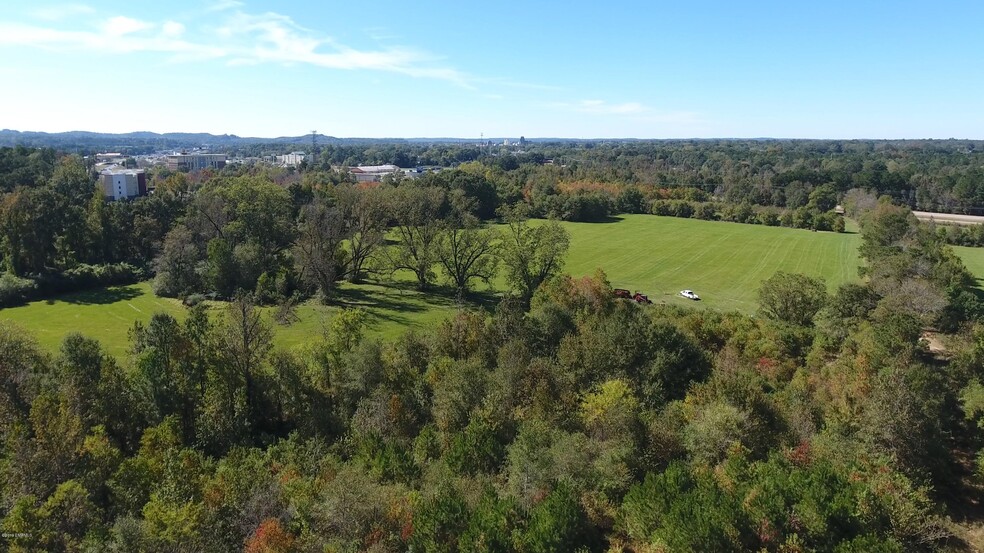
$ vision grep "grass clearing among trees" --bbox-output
[0,214,895,356]
[0,280,467,357]
[557,214,863,312]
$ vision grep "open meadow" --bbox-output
[0,280,466,358]
[7,214,984,358]
[556,214,863,312]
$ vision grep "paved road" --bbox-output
[913,211,984,225]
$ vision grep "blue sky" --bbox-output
[0,0,981,138]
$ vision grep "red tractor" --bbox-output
[614,288,652,304]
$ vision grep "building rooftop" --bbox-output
[351,164,399,173]
[100,167,144,175]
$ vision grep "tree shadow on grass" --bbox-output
[572,215,624,224]
[330,281,503,328]
[969,279,984,299]
[45,285,143,306]
[334,286,433,314]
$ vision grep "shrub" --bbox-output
[616,187,648,214]
[0,272,37,307]
[651,200,673,216]
[38,263,146,295]
[0,264,145,306]
[695,203,718,220]
[673,201,695,218]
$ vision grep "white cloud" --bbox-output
[2,6,472,87]
[162,21,185,37]
[206,0,244,12]
[101,16,153,36]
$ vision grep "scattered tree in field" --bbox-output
[500,210,570,302]
[293,199,345,300]
[435,214,499,297]
[335,184,387,283]
[385,186,447,290]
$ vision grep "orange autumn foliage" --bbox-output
[244,518,296,553]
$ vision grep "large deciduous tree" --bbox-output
[385,186,447,290]
[293,200,345,300]
[435,214,499,297]
[335,185,387,283]
[500,211,570,303]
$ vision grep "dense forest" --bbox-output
[1,142,984,551]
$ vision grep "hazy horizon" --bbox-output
[5,128,983,142]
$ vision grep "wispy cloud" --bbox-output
[101,16,152,36]
[363,26,401,42]
[30,3,94,21]
[206,0,244,13]
[2,5,471,86]
[480,78,565,92]
[0,22,223,57]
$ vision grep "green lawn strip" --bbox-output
[1,282,186,357]
[0,279,475,358]
[952,245,984,290]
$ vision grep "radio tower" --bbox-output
[309,130,318,168]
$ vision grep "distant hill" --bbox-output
[0,129,347,153]
[0,129,650,153]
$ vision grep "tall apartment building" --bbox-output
[100,169,146,201]
[165,153,227,171]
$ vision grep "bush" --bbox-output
[0,272,37,307]
[695,203,718,220]
[37,263,146,295]
[673,201,695,218]
[651,200,673,216]
[562,192,613,222]
[183,293,207,307]
[0,264,145,306]
[757,207,781,226]
[616,187,648,214]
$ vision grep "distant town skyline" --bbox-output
[1,0,982,139]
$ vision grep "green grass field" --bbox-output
[952,245,984,290]
[5,213,962,358]
[0,280,469,358]
[556,215,863,313]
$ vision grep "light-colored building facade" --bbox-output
[100,169,146,201]
[276,152,306,167]
[349,164,400,183]
[165,153,227,171]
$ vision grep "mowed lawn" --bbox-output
[1,282,187,357]
[3,214,867,356]
[558,215,863,313]
[0,280,468,358]
[952,245,984,289]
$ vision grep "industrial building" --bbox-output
[165,153,227,171]
[100,169,146,201]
